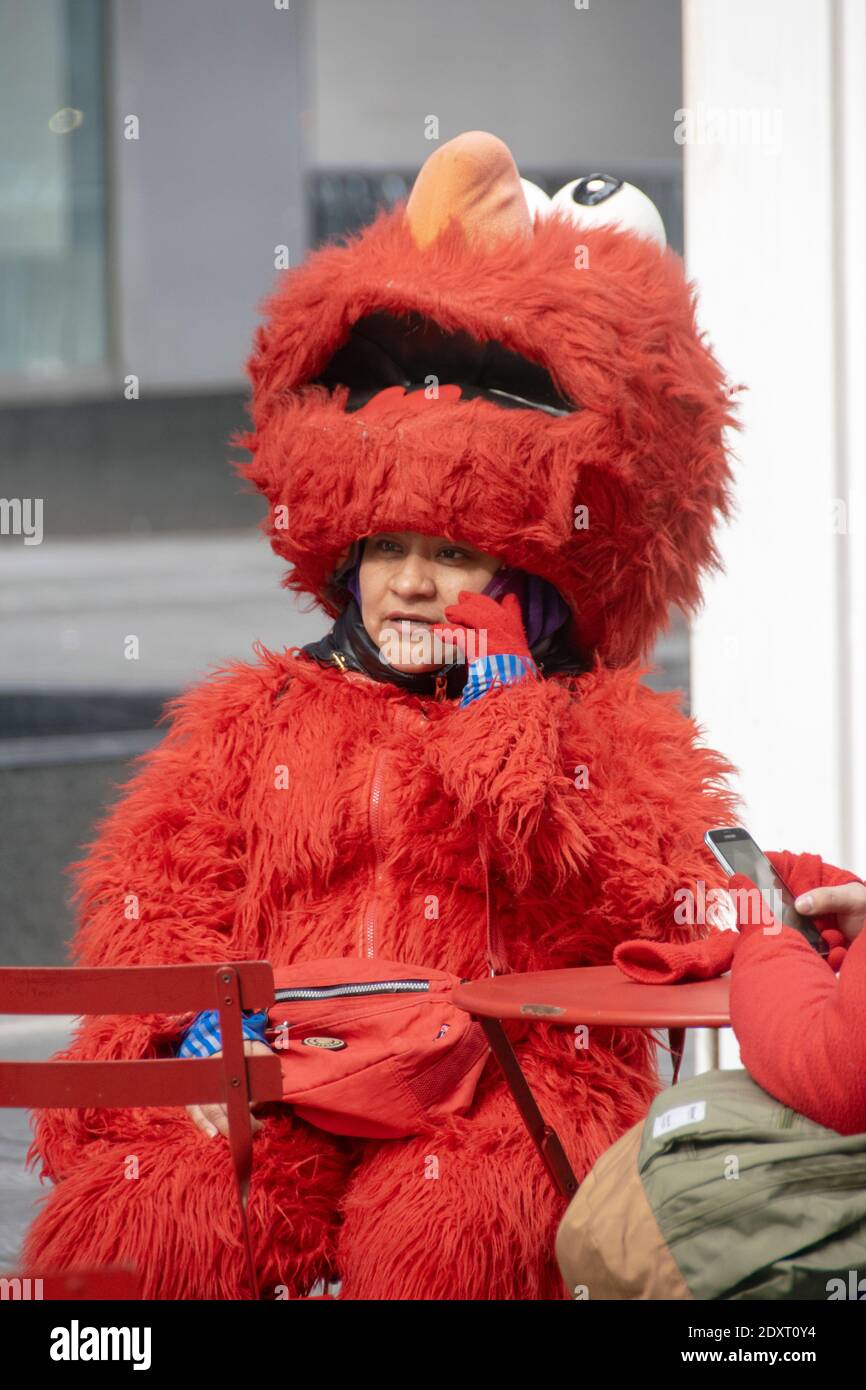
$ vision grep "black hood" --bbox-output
[300,598,588,697]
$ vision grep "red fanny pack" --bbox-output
[265,956,490,1139]
[263,844,507,1140]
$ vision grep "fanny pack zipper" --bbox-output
[274,978,431,1003]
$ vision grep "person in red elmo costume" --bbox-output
[21,132,861,1300]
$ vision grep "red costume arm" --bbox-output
[28,666,261,1182]
[425,664,741,954]
[567,674,742,951]
[730,854,866,1134]
[425,672,590,896]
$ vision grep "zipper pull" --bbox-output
[434,673,448,702]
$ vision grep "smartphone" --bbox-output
[704,826,829,957]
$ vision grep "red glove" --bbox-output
[613,852,859,985]
[613,930,737,985]
[729,866,849,971]
[431,590,535,664]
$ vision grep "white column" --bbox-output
[685,0,866,873]
[836,3,866,871]
[683,0,866,1073]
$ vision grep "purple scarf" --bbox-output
[333,540,571,648]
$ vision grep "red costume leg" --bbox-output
[22,1108,357,1300]
[335,1029,659,1300]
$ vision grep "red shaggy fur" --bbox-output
[23,652,741,1298]
[24,200,748,1299]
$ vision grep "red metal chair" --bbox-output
[453,966,731,1202]
[0,962,284,1299]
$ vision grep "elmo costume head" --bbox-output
[237,130,734,668]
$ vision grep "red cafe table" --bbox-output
[453,966,731,1202]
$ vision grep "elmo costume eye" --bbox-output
[551,175,667,248]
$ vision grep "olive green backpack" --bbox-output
[556,1068,866,1300]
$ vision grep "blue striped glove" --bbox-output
[459,652,538,708]
[177,1009,270,1058]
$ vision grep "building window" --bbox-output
[0,0,108,380]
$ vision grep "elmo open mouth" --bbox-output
[314,309,577,417]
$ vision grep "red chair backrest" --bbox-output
[0,962,284,1299]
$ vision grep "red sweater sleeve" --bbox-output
[730,911,866,1136]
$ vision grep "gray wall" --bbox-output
[312,0,682,169]
[109,0,310,391]
[0,759,135,965]
[106,0,681,392]
[0,392,260,534]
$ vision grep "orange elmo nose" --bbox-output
[405,130,532,250]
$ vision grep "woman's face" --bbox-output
[358,531,501,672]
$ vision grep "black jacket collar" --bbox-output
[300,598,588,697]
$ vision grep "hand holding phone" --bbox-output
[704,827,830,957]
[791,882,866,946]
